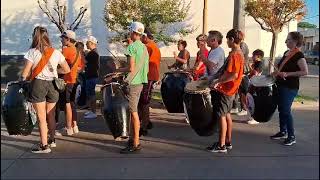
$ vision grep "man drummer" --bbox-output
[207,29,244,153]
[139,28,161,136]
[114,22,149,154]
[199,30,225,80]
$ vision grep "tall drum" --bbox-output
[161,70,192,113]
[248,75,278,122]
[101,82,130,139]
[1,81,37,135]
[183,80,218,136]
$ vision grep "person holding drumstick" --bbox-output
[270,31,308,146]
[191,34,209,80]
[168,40,190,70]
[207,29,245,153]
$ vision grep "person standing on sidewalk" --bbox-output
[20,26,70,153]
[58,30,81,136]
[115,22,149,153]
[270,31,308,146]
[83,36,100,119]
[139,28,161,136]
[207,29,244,153]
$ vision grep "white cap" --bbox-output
[87,36,98,44]
[60,30,76,40]
[128,22,146,35]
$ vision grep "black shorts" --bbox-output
[239,75,250,94]
[211,90,235,117]
[60,83,76,103]
[28,79,59,103]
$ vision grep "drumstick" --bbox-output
[266,58,286,80]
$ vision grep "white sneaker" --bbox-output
[57,127,74,136]
[247,118,259,125]
[237,110,248,116]
[55,130,62,136]
[230,108,239,114]
[84,112,97,119]
[84,111,92,115]
[185,118,190,124]
[73,126,79,134]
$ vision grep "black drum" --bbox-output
[247,75,278,122]
[101,82,130,139]
[183,80,218,136]
[161,71,192,113]
[1,81,37,135]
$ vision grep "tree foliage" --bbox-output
[298,21,318,28]
[244,0,306,73]
[37,0,87,33]
[104,0,194,45]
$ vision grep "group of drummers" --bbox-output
[18,21,308,154]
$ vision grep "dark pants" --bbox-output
[138,81,155,130]
[277,86,298,137]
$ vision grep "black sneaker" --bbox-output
[139,129,148,137]
[283,136,296,146]
[48,138,56,148]
[120,144,142,154]
[31,144,51,154]
[225,142,232,150]
[211,145,227,153]
[206,142,219,152]
[147,122,153,130]
[270,132,287,140]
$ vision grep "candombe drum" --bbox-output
[101,74,130,139]
[1,81,37,135]
[183,80,218,136]
[161,70,192,113]
[247,75,278,122]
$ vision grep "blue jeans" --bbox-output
[85,78,98,97]
[277,86,298,137]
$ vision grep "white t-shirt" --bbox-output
[206,46,225,76]
[24,48,66,80]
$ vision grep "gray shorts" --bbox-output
[211,90,235,117]
[126,84,143,112]
[29,79,59,103]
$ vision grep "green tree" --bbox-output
[104,0,194,45]
[298,21,318,28]
[245,0,306,73]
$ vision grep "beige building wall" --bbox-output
[1,0,296,58]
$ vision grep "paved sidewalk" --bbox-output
[1,100,319,179]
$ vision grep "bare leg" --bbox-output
[71,102,78,127]
[219,115,227,146]
[226,113,233,144]
[65,103,73,129]
[131,112,141,147]
[33,102,48,145]
[46,102,56,139]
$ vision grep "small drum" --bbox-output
[161,70,192,113]
[247,75,278,122]
[183,80,218,136]
[101,82,130,139]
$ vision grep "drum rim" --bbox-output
[250,75,275,87]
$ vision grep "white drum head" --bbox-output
[250,75,275,87]
[184,80,210,94]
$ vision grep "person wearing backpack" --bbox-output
[20,26,70,153]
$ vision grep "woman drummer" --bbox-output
[192,34,209,80]
[168,40,190,70]
[270,32,308,146]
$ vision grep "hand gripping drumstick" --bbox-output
[266,58,286,80]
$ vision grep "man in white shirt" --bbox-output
[200,30,225,80]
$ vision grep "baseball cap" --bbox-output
[128,22,146,35]
[87,36,98,44]
[60,30,76,40]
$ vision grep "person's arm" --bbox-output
[210,55,238,88]
[174,51,189,64]
[58,61,71,74]
[276,58,308,79]
[200,51,219,72]
[20,60,33,80]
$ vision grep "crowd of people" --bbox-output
[19,20,308,154]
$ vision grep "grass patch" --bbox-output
[151,91,162,100]
[294,94,317,102]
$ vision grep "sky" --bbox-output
[304,0,319,27]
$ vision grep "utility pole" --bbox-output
[203,0,208,34]
[233,0,245,31]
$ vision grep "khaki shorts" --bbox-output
[126,84,143,112]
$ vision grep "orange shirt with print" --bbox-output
[145,41,161,81]
[62,46,81,84]
[216,51,244,96]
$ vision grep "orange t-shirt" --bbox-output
[216,51,244,96]
[62,46,81,84]
[145,41,161,81]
